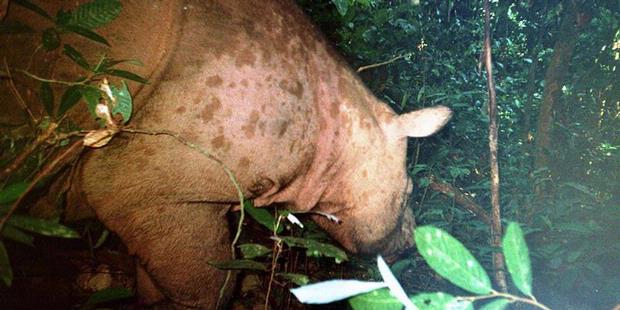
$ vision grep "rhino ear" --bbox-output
[389,105,452,139]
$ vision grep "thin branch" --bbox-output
[483,0,507,292]
[0,140,83,235]
[3,59,38,125]
[0,122,58,181]
[17,69,88,86]
[356,53,410,73]
[428,176,492,226]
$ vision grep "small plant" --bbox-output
[290,222,551,310]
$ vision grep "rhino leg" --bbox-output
[99,203,234,309]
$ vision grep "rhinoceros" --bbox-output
[1,0,451,308]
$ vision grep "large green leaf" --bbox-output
[502,222,532,296]
[348,288,402,310]
[13,0,52,20]
[63,44,90,70]
[239,243,271,259]
[414,226,492,294]
[63,24,110,46]
[80,85,102,118]
[106,69,148,84]
[0,241,13,286]
[0,181,28,205]
[1,225,34,246]
[280,236,348,263]
[57,85,83,117]
[83,287,133,308]
[110,80,132,124]
[7,215,79,238]
[331,0,349,16]
[243,201,282,234]
[277,272,310,286]
[69,0,122,29]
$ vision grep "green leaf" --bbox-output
[239,243,271,259]
[280,236,348,263]
[414,226,492,294]
[93,229,109,249]
[110,80,132,124]
[479,298,511,310]
[41,28,60,51]
[244,200,282,234]
[209,259,267,271]
[2,225,34,246]
[0,181,29,205]
[7,215,79,238]
[502,222,532,296]
[80,85,102,118]
[84,287,133,308]
[0,242,12,286]
[331,0,349,16]
[68,0,122,29]
[39,82,54,116]
[105,69,149,84]
[277,272,310,286]
[412,292,471,310]
[348,288,402,310]
[57,85,83,117]
[63,44,90,70]
[13,0,52,20]
[63,24,110,46]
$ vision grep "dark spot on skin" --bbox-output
[175,106,187,114]
[266,75,272,82]
[228,82,236,88]
[241,79,249,87]
[238,157,250,169]
[278,80,304,99]
[330,101,339,118]
[241,110,260,139]
[278,121,289,137]
[201,97,222,123]
[235,49,256,67]
[193,97,202,105]
[211,135,226,149]
[206,75,223,87]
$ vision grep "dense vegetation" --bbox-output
[300,0,619,308]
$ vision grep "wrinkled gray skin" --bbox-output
[1,1,451,308]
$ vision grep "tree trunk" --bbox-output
[534,0,589,195]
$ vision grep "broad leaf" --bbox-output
[80,85,102,118]
[291,280,386,304]
[209,259,266,271]
[331,0,349,16]
[110,80,132,124]
[7,215,79,238]
[411,292,468,310]
[69,0,122,29]
[13,0,52,20]
[414,226,492,294]
[278,272,310,286]
[243,201,282,234]
[0,241,13,286]
[63,44,90,70]
[502,222,532,296]
[39,82,54,116]
[349,288,402,310]
[84,287,133,307]
[63,24,110,46]
[280,236,348,263]
[2,225,34,246]
[239,243,271,259]
[0,181,28,205]
[106,69,148,84]
[57,85,83,117]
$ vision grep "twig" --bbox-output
[0,139,83,235]
[3,59,38,125]
[356,53,410,73]
[483,0,507,292]
[17,69,88,86]
[119,128,246,309]
[0,122,58,181]
[428,176,492,226]
[461,290,551,310]
[265,215,285,310]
